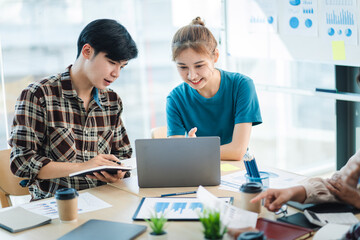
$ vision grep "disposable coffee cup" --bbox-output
[55,188,79,223]
[239,182,263,213]
[238,231,266,240]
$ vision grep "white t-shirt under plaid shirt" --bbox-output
[8,66,132,200]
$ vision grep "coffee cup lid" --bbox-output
[238,231,266,240]
[55,188,79,200]
[240,182,263,193]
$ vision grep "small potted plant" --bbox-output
[145,211,168,239]
[199,208,227,240]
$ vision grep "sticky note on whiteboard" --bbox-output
[332,41,346,60]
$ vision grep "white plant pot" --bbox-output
[148,231,168,240]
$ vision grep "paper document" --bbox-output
[322,0,358,45]
[21,192,111,219]
[282,0,318,36]
[313,223,350,240]
[197,186,258,229]
[220,167,307,192]
[133,196,233,220]
[120,157,137,169]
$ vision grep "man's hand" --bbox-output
[82,154,126,183]
[326,177,360,208]
[86,170,126,183]
[83,154,121,168]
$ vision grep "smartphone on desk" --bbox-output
[304,210,359,227]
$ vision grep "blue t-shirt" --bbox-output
[166,69,262,145]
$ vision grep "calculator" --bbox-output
[304,210,359,227]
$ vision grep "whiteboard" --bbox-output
[226,0,360,67]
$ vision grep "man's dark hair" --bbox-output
[77,19,138,61]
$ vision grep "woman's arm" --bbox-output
[220,123,252,161]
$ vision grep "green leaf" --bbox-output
[145,211,168,235]
[198,208,227,239]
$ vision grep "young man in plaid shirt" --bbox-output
[8,19,138,200]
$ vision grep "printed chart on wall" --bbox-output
[283,0,318,36]
[245,0,278,33]
[322,0,358,45]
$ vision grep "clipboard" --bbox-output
[132,197,234,221]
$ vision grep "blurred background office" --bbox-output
[0,0,337,177]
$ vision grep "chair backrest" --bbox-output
[151,126,167,139]
[0,149,30,208]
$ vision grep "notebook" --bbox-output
[256,218,313,240]
[135,137,221,188]
[0,207,51,233]
[58,219,147,240]
[69,165,133,178]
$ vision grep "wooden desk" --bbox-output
[0,161,329,240]
[0,184,241,240]
[0,185,143,240]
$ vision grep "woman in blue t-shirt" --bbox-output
[167,17,262,161]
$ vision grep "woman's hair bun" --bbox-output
[191,17,205,26]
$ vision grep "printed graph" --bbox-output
[324,0,357,43]
[134,197,233,220]
[155,201,203,215]
[302,8,314,14]
[326,10,354,25]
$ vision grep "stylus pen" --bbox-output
[160,191,197,197]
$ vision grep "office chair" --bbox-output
[151,126,167,139]
[0,149,30,208]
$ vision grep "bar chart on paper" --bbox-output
[324,0,357,44]
[133,197,233,220]
[326,10,354,25]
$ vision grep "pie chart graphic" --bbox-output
[305,19,312,28]
[345,29,352,37]
[289,17,299,29]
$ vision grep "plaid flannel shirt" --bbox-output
[8,66,132,200]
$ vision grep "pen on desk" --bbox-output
[160,191,197,197]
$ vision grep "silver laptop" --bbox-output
[135,137,220,188]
